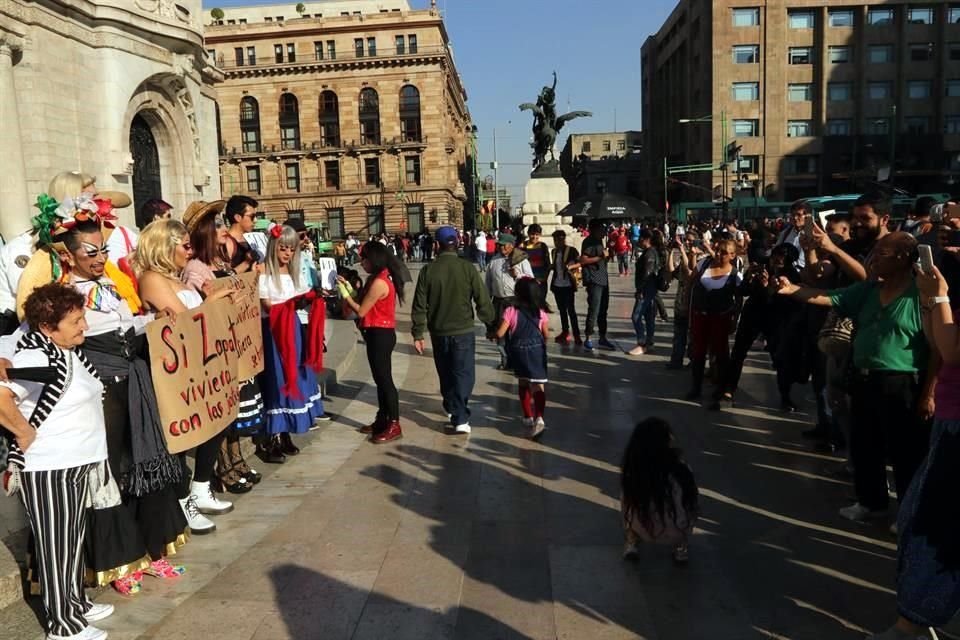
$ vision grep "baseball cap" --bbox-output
[436,226,458,245]
[497,233,516,245]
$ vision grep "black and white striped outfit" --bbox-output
[1,331,107,637]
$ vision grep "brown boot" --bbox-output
[371,420,402,444]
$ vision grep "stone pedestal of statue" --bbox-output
[519,161,579,250]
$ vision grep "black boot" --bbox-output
[685,360,705,401]
[256,435,286,464]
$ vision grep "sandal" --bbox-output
[143,558,186,579]
[111,572,142,595]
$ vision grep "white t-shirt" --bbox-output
[259,273,310,322]
[474,233,487,251]
[0,348,108,472]
[105,225,138,263]
[0,232,34,313]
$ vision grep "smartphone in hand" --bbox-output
[918,244,935,274]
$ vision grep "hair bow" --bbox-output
[94,198,117,220]
[56,194,100,221]
[269,224,283,239]
[31,194,64,246]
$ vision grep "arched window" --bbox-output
[319,90,340,148]
[359,87,380,145]
[399,85,421,143]
[240,97,261,152]
[279,93,300,150]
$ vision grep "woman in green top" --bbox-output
[776,231,937,525]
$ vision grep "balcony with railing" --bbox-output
[215,45,446,71]
[220,135,428,158]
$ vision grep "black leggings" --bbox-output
[364,328,399,421]
[176,430,227,497]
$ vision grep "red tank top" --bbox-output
[360,269,396,329]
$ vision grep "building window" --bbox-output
[366,206,383,235]
[234,47,243,66]
[732,82,759,101]
[828,82,853,101]
[246,46,256,65]
[788,10,815,29]
[828,9,855,27]
[239,18,246,24]
[946,116,960,134]
[367,37,377,56]
[581,141,591,153]
[274,44,283,63]
[869,44,894,63]
[908,7,935,25]
[868,81,892,99]
[285,163,300,191]
[732,7,760,26]
[602,140,611,152]
[327,208,344,238]
[788,47,813,64]
[950,43,960,61]
[910,43,933,61]
[399,85,422,142]
[364,157,380,186]
[265,16,272,22]
[868,8,895,25]
[951,8,960,24]
[408,34,418,53]
[826,119,853,135]
[866,118,891,135]
[359,88,381,145]
[324,160,340,189]
[732,119,759,137]
[355,38,364,57]
[404,156,421,185]
[240,96,261,152]
[327,40,336,59]
[732,45,759,64]
[787,120,813,137]
[788,83,813,102]
[395,35,405,54]
[738,155,759,173]
[948,80,960,97]
[783,156,818,174]
[617,140,626,151]
[908,80,932,99]
[828,46,852,63]
[314,41,324,60]
[279,93,300,150]
[319,90,340,147]
[905,116,931,134]
[285,43,295,62]
[246,165,261,194]
[406,204,424,234]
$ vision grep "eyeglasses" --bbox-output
[297,232,307,240]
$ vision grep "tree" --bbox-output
[295,3,306,16]
[210,7,224,23]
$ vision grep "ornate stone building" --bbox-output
[206,0,474,237]
[0,0,222,240]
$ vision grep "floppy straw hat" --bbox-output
[182,200,227,233]
[96,190,132,209]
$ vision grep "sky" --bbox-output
[202,0,680,207]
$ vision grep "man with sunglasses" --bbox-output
[283,217,319,290]
[224,195,260,273]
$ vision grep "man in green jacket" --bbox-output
[412,226,495,434]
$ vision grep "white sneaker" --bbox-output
[521,417,534,428]
[83,603,114,623]
[178,496,216,534]
[530,417,545,440]
[47,625,108,640]
[454,423,471,435]
[839,502,889,523]
[191,481,233,515]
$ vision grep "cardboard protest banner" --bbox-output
[206,272,265,380]
[146,299,242,454]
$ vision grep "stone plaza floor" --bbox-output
[3,262,958,639]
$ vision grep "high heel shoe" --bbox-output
[211,472,253,495]
[242,468,262,485]
[278,432,300,456]
[255,438,286,464]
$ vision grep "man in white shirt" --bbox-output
[474,230,488,271]
[775,200,810,268]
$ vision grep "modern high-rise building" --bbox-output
[205,0,474,237]
[642,1,960,213]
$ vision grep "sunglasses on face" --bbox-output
[298,232,307,240]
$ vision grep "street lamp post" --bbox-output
[677,111,727,215]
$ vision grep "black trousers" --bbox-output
[364,328,399,421]
[849,371,931,511]
[724,300,768,394]
[551,286,580,337]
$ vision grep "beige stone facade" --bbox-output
[207,1,473,237]
[0,0,222,239]
[642,1,960,212]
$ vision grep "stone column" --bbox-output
[0,40,29,240]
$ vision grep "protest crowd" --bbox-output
[1,169,960,640]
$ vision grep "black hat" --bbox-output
[284,218,308,233]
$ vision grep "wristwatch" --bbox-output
[932,296,951,305]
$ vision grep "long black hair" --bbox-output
[621,417,699,537]
[513,277,551,316]
[360,241,405,303]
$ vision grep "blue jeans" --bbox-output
[476,250,487,271]
[584,284,609,338]
[431,333,476,427]
[631,291,656,346]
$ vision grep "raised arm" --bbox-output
[776,277,835,307]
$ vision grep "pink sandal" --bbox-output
[111,572,143,595]
[143,558,186,579]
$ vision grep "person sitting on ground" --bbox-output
[620,417,699,565]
